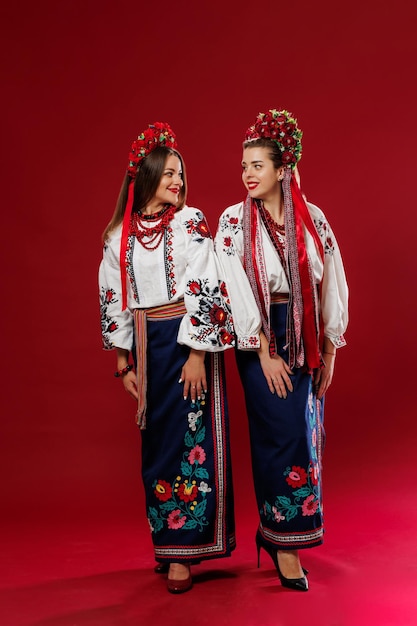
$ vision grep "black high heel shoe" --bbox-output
[255,531,309,591]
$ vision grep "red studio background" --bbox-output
[1,1,417,624]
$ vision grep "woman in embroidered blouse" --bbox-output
[215,109,348,591]
[99,123,235,594]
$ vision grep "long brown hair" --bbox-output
[103,147,187,241]
[243,137,283,169]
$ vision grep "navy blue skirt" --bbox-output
[138,314,235,563]
[235,301,325,550]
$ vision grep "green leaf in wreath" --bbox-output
[184,431,194,448]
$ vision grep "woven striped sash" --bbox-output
[134,299,187,430]
[270,293,289,304]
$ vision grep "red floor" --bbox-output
[2,442,417,626]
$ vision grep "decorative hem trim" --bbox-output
[259,524,324,548]
[154,533,236,559]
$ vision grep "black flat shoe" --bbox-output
[256,531,308,591]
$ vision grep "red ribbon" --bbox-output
[291,176,324,368]
[120,181,135,311]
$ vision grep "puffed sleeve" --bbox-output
[98,228,134,351]
[214,204,262,349]
[309,203,349,348]
[177,208,235,352]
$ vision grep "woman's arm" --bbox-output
[314,337,336,400]
[115,347,138,400]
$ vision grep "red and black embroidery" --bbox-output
[185,211,212,242]
[100,287,119,349]
[126,235,140,302]
[186,279,235,347]
[164,223,176,298]
[314,218,334,256]
[217,213,242,256]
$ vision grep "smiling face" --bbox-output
[241,146,284,202]
[151,153,184,210]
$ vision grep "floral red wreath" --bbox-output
[245,109,302,168]
[127,122,178,179]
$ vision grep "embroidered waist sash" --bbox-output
[270,293,289,304]
[134,299,187,430]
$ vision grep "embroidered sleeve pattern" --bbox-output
[314,217,335,256]
[237,335,261,349]
[311,210,348,348]
[217,213,242,256]
[98,236,134,351]
[184,210,212,242]
[214,206,262,349]
[186,278,234,348]
[99,287,119,349]
[178,209,235,352]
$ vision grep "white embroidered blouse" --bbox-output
[215,201,348,351]
[99,206,234,352]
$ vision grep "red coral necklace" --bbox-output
[130,205,177,250]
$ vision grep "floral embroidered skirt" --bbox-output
[235,301,325,550]
[139,314,235,563]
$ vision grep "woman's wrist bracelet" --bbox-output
[114,364,134,377]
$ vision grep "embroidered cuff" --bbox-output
[326,334,347,348]
[238,335,260,350]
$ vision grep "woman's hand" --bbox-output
[116,347,138,400]
[122,370,138,400]
[257,332,293,399]
[259,353,294,398]
[179,349,207,403]
[314,352,335,400]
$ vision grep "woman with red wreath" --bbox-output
[99,122,235,593]
[215,109,348,591]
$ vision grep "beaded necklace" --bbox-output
[130,205,177,250]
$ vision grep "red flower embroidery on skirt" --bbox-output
[302,494,319,516]
[285,466,308,488]
[154,480,172,502]
[178,482,198,502]
[167,509,187,529]
[189,445,206,465]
